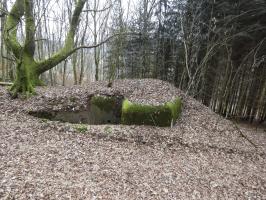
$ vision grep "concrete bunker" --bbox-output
[29,95,182,127]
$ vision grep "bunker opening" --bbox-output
[29,95,124,125]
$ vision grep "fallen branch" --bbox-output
[232,121,258,149]
[0,82,13,86]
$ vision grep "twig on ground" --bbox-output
[232,120,258,149]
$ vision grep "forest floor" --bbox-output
[0,79,265,200]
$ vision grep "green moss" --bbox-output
[121,98,182,127]
[70,96,77,102]
[74,124,88,133]
[91,95,117,112]
[104,126,112,134]
[166,98,182,120]
[41,118,48,123]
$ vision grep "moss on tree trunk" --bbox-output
[9,54,43,97]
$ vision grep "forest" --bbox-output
[0,0,265,123]
[0,0,266,198]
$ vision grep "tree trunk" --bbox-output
[10,55,42,97]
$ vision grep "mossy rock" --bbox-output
[121,97,182,127]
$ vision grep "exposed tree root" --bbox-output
[9,81,35,99]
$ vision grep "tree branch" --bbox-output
[36,32,138,74]
[36,0,87,74]
[4,0,24,59]
[74,32,136,51]
[83,5,112,13]
[24,0,35,57]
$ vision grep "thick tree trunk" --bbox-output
[10,55,43,97]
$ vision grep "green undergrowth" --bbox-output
[121,98,182,127]
[104,126,113,134]
[74,124,88,133]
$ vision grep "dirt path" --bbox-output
[0,79,265,199]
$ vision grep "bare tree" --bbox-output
[4,0,113,96]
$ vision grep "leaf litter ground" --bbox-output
[0,79,265,199]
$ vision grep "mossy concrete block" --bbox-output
[121,97,182,127]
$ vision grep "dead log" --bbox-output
[0,82,13,86]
